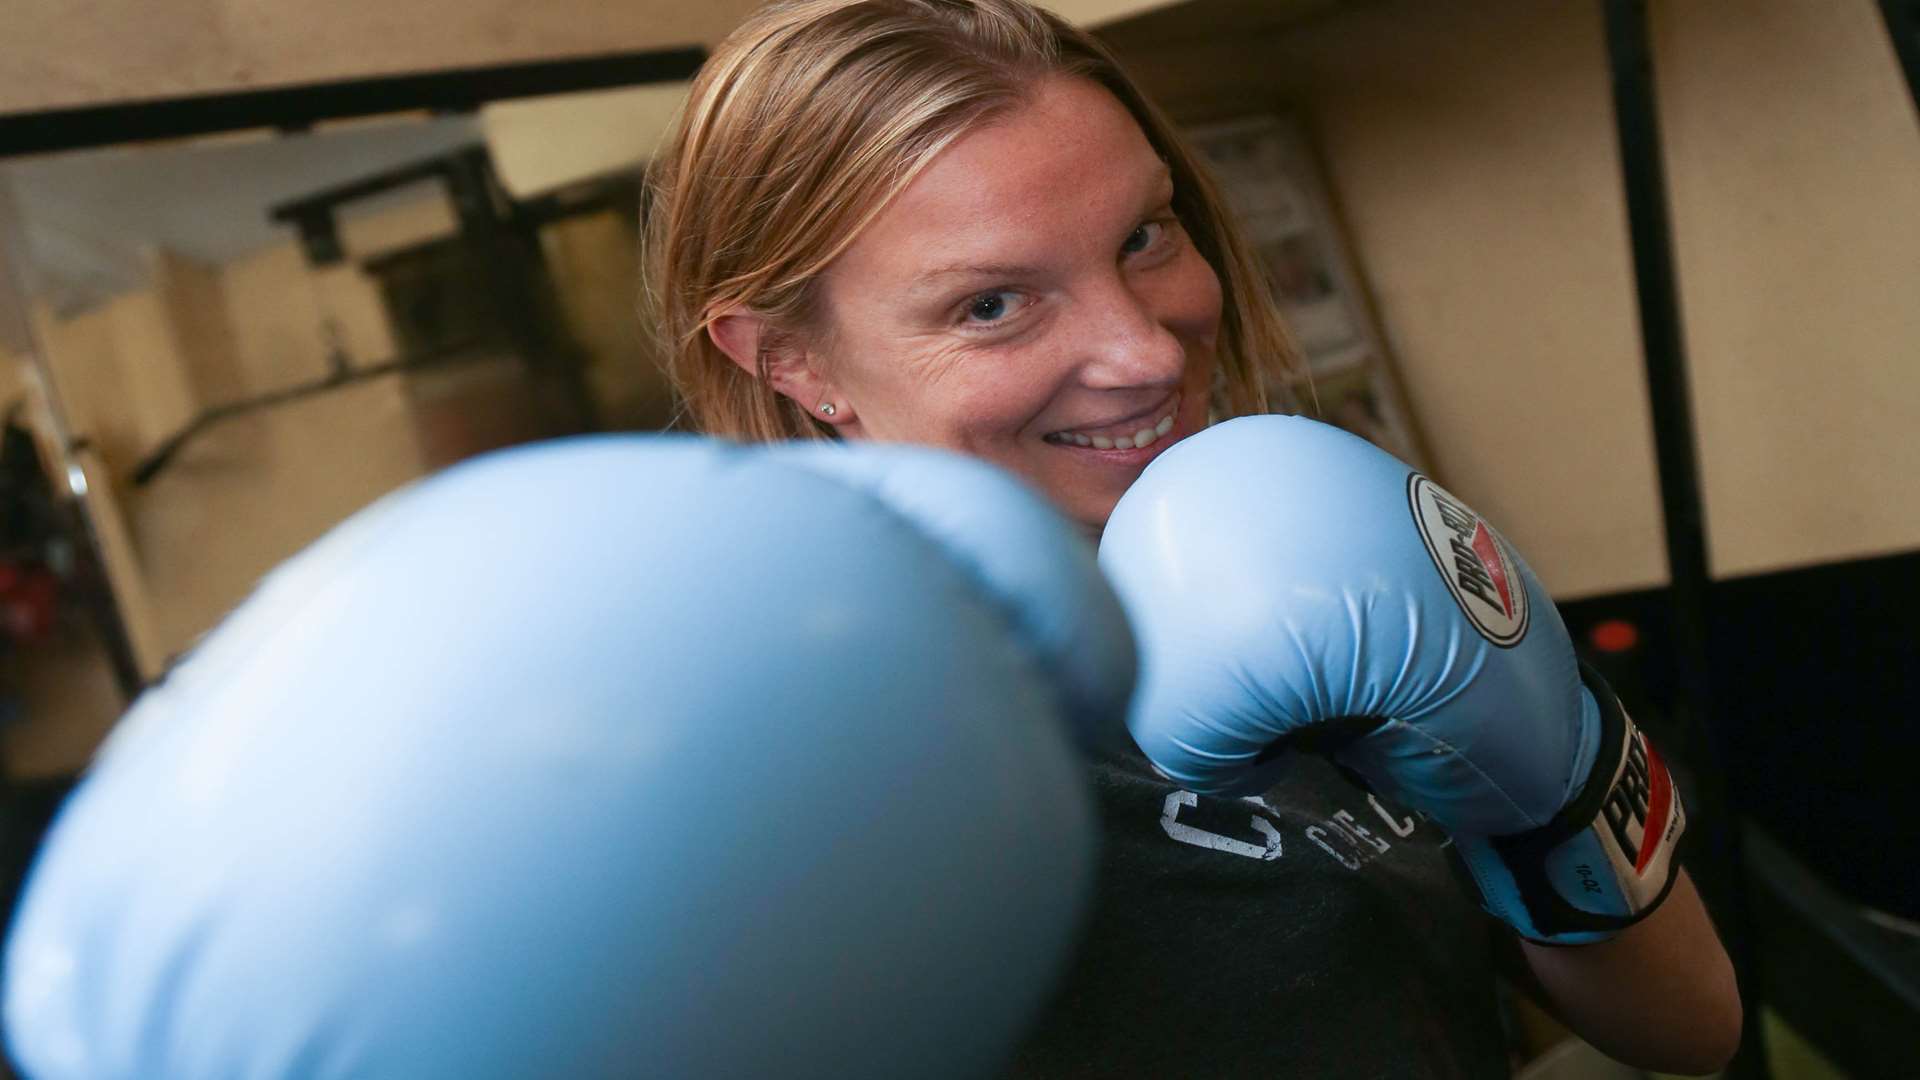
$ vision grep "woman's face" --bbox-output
[807,75,1222,530]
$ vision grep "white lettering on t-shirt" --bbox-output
[1369,794,1417,838]
[1307,802,1407,871]
[1333,809,1391,854]
[1305,825,1363,870]
[1160,791,1283,861]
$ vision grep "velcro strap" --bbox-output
[1459,663,1686,944]
[1581,705,1685,912]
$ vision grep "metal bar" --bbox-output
[0,174,145,700]
[0,47,707,160]
[1600,2,1770,1076]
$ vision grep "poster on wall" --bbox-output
[1187,116,1427,471]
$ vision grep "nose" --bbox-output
[1072,276,1188,391]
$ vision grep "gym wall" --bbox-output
[5,158,680,719]
[17,190,454,677]
[1657,0,1920,579]
[1108,0,1920,597]
[4,0,1915,760]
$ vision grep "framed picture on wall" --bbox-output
[1187,115,1428,470]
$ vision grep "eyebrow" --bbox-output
[911,163,1176,290]
[915,261,1047,284]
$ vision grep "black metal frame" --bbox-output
[1600,2,1770,1076]
[0,47,706,160]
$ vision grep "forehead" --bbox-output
[835,76,1166,280]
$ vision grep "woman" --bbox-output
[643,0,1740,1075]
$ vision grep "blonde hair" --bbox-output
[642,0,1300,440]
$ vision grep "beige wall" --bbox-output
[25,196,451,668]
[36,284,196,489]
[222,243,405,394]
[0,184,450,767]
[35,301,132,472]
[1118,0,1669,598]
[129,377,427,660]
[222,194,443,397]
[484,84,689,199]
[37,197,423,476]
[1114,0,1920,596]
[222,243,343,394]
[154,249,246,410]
[103,287,201,455]
[1655,0,1920,578]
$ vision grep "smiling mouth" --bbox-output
[1042,398,1181,451]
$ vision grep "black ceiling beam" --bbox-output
[0,46,706,160]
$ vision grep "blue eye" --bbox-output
[968,292,1011,322]
[1122,222,1163,255]
[955,289,1033,332]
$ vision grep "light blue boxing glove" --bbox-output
[1099,416,1684,945]
[4,435,1132,1079]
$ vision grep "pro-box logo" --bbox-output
[1587,714,1685,913]
[1603,725,1677,879]
[1408,475,1529,646]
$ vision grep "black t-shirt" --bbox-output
[1007,749,1511,1079]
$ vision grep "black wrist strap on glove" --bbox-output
[1452,663,1687,945]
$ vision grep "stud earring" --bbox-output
[819,403,837,417]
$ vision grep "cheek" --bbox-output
[1173,253,1226,345]
[940,365,1060,444]
[1138,247,1226,365]
[811,316,992,438]
[851,344,1053,450]
[1151,253,1224,405]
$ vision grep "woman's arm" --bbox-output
[1513,869,1742,1076]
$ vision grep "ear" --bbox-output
[707,309,855,428]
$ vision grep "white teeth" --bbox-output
[1050,405,1178,450]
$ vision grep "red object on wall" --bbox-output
[0,561,58,644]
[1588,618,1640,654]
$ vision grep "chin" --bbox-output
[1046,474,1133,539]
[1077,496,1125,538]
